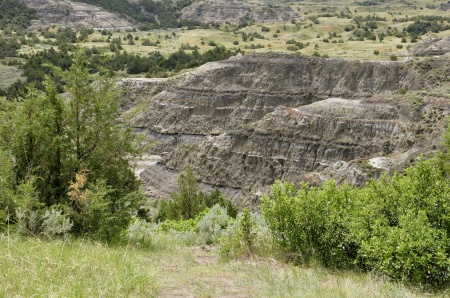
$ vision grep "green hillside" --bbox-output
[0,0,37,30]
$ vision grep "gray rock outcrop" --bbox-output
[123,54,450,204]
[22,0,133,29]
[407,37,450,57]
[181,0,302,24]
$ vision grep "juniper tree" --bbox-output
[0,51,143,240]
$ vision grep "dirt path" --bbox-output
[156,246,252,298]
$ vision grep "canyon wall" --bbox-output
[124,54,450,204]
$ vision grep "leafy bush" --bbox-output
[158,216,201,232]
[358,210,450,287]
[262,181,356,267]
[261,159,450,288]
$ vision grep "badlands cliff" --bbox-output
[181,0,302,24]
[22,0,133,29]
[123,54,450,205]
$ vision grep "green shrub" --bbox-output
[344,25,355,32]
[126,217,198,248]
[203,188,237,218]
[197,204,231,245]
[126,217,153,248]
[262,181,356,267]
[398,87,408,94]
[358,210,450,287]
[156,168,237,221]
[40,209,73,238]
[261,160,450,287]
[0,53,144,242]
[220,209,272,258]
[168,166,205,220]
[238,208,256,254]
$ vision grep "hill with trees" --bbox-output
[0,0,37,31]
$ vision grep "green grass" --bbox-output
[0,235,159,297]
[0,62,25,89]
[1,233,448,297]
[74,12,449,62]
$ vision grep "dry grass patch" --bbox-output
[0,63,25,89]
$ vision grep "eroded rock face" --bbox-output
[407,37,450,57]
[22,0,133,29]
[124,54,450,204]
[131,54,441,136]
[181,0,302,24]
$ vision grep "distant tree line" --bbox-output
[0,38,21,58]
[396,15,450,37]
[0,44,242,98]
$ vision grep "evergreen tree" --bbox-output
[0,51,143,240]
[171,165,205,220]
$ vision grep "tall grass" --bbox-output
[0,235,158,297]
[1,233,447,297]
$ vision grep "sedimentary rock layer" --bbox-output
[124,54,450,203]
[22,0,133,29]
